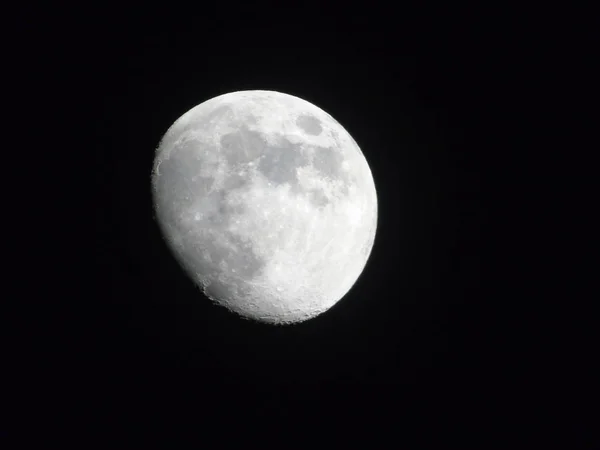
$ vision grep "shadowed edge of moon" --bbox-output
[153,95,372,323]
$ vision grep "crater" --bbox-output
[296,114,323,136]
[177,240,265,303]
[203,277,258,314]
[191,232,266,303]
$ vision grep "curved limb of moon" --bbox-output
[152,90,377,324]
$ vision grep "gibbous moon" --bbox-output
[151,90,377,324]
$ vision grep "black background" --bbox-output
[6,2,595,447]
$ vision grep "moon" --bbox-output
[151,90,377,324]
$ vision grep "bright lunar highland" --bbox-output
[151,90,377,324]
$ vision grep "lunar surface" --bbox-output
[151,90,377,324]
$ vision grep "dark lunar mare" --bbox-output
[220,127,265,168]
[257,136,308,188]
[295,114,323,136]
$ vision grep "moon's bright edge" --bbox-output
[152,90,377,324]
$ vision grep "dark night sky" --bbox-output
[6,2,594,447]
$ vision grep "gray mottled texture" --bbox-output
[152,90,377,324]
